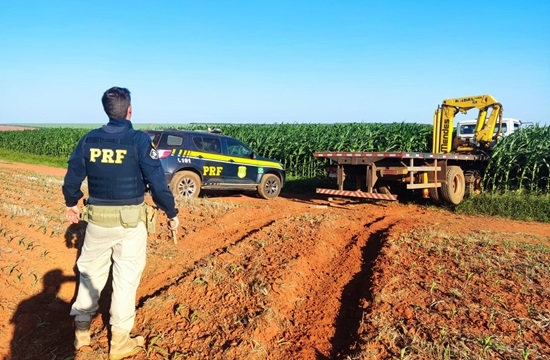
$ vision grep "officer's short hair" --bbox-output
[102,87,131,119]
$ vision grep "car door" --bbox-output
[222,137,257,185]
[191,135,227,185]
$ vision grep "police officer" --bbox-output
[62,87,179,359]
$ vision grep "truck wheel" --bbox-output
[428,187,441,204]
[257,174,281,199]
[464,170,481,198]
[170,171,201,198]
[440,166,465,205]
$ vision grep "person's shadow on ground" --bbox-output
[6,221,89,360]
[7,269,76,360]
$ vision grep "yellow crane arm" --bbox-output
[432,95,503,153]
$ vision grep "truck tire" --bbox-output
[428,187,441,204]
[170,171,201,198]
[440,166,465,205]
[464,170,480,198]
[257,173,281,199]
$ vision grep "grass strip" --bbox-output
[456,191,550,223]
[0,149,67,168]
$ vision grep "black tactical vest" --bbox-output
[83,128,146,201]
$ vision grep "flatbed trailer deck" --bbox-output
[313,151,488,204]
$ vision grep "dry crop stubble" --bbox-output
[352,226,550,359]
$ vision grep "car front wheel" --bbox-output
[257,173,281,199]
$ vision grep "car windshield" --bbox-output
[460,124,475,135]
[460,123,507,135]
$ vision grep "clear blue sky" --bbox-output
[1,1,548,125]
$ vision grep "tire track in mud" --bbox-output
[329,216,394,359]
[137,219,276,308]
[132,202,401,358]
[137,202,320,309]
[284,212,399,359]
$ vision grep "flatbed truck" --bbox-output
[314,95,511,205]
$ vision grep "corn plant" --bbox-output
[484,125,550,192]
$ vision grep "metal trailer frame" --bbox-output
[313,151,487,201]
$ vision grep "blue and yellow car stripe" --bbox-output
[169,149,283,169]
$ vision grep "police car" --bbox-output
[145,129,285,199]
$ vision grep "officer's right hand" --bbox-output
[168,217,179,232]
[65,206,80,224]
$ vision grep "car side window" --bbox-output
[206,138,221,153]
[193,136,221,154]
[226,138,252,157]
[167,135,184,146]
[193,137,204,150]
[159,134,184,147]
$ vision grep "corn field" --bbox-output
[0,123,548,192]
[0,128,86,158]
[212,122,432,178]
[0,123,432,178]
[483,125,550,192]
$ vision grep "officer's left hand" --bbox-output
[65,206,80,224]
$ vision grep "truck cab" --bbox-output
[456,117,523,144]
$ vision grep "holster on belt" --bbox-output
[145,205,157,235]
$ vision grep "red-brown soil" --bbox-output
[0,161,548,360]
